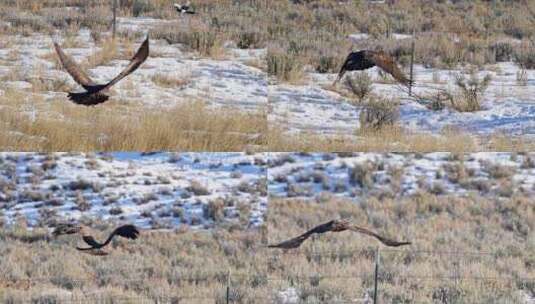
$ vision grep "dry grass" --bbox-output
[0,90,266,151]
[0,0,269,152]
[151,72,191,89]
[268,196,534,303]
[0,222,269,303]
[268,125,483,153]
[268,124,535,152]
[266,1,535,81]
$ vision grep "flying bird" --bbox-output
[174,2,195,14]
[53,37,149,105]
[53,223,140,255]
[333,50,410,86]
[268,219,411,249]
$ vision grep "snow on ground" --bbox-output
[269,58,535,141]
[0,152,267,230]
[0,17,267,111]
[268,152,535,200]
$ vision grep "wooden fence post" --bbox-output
[226,269,231,304]
[373,247,380,304]
[112,0,117,39]
[409,38,415,97]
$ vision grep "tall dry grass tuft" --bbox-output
[0,93,266,151]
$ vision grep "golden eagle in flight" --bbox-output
[53,37,149,106]
[53,223,140,255]
[268,219,411,249]
[333,50,410,86]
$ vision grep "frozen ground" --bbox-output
[0,152,267,229]
[0,17,267,110]
[268,152,535,200]
[269,45,535,142]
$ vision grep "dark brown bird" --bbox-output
[53,224,140,255]
[333,50,409,86]
[53,37,149,106]
[268,219,411,249]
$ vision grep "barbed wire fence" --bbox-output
[2,247,533,303]
[268,247,535,304]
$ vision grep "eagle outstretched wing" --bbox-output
[53,42,96,89]
[368,51,410,86]
[101,37,149,91]
[269,219,411,249]
[81,235,101,248]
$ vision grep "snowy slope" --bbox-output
[268,152,535,199]
[0,17,267,111]
[0,152,267,229]
[269,44,535,141]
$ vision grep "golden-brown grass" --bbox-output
[268,125,480,152]
[0,223,269,303]
[266,0,535,81]
[268,124,535,152]
[268,195,534,303]
[0,89,266,151]
[151,72,191,89]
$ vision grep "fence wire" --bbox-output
[2,247,533,303]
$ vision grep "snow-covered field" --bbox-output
[0,152,267,229]
[269,40,535,142]
[0,16,267,111]
[268,152,535,199]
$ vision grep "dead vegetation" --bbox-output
[0,222,269,303]
[0,0,268,152]
[267,1,535,81]
[268,196,534,303]
[0,91,266,151]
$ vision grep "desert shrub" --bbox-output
[451,71,492,112]
[489,42,515,62]
[132,0,153,17]
[516,68,528,86]
[359,97,399,130]
[186,181,211,196]
[344,72,373,103]
[514,47,535,69]
[267,48,303,82]
[236,31,265,49]
[349,162,376,189]
[152,28,222,57]
[203,199,225,222]
[315,55,338,73]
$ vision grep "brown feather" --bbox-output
[53,42,96,88]
[53,37,149,105]
[268,219,411,249]
[100,37,149,91]
[369,51,410,86]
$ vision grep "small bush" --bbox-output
[315,55,338,73]
[451,71,491,112]
[514,46,535,69]
[236,31,265,49]
[203,199,225,222]
[132,0,153,17]
[186,181,211,196]
[267,49,303,82]
[516,69,528,86]
[344,72,373,103]
[489,42,515,62]
[359,97,399,130]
